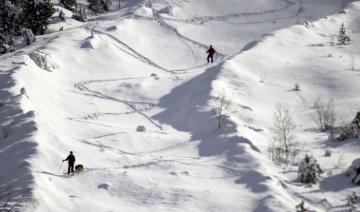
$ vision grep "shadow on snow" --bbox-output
[0,68,38,198]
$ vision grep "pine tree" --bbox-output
[88,0,111,13]
[21,0,54,35]
[60,0,77,11]
[298,154,323,184]
[0,0,20,35]
[103,0,111,11]
[59,10,65,21]
[338,23,350,45]
[348,192,358,210]
[8,0,24,7]
[72,8,87,22]
[0,0,18,54]
[296,200,308,212]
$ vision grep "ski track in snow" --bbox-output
[73,79,161,130]
[70,0,305,136]
[132,0,303,26]
[67,0,310,186]
[86,22,222,74]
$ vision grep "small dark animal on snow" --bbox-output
[75,164,84,174]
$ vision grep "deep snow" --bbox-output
[1,0,360,211]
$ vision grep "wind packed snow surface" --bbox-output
[1,0,360,211]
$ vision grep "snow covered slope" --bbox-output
[1,0,359,211]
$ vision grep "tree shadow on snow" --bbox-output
[0,69,38,198]
[153,62,260,170]
[319,172,354,192]
[235,170,271,193]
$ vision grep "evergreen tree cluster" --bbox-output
[0,0,54,54]
[87,0,112,13]
[72,8,87,22]
[0,0,20,36]
[60,0,77,11]
[21,0,55,35]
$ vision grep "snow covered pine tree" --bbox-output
[21,0,54,35]
[0,0,19,53]
[338,23,350,45]
[298,154,323,184]
[87,0,112,13]
[60,0,77,11]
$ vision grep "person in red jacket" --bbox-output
[206,45,216,63]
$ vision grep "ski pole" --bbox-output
[59,161,64,173]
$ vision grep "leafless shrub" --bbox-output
[213,94,231,129]
[334,152,345,169]
[268,104,299,164]
[334,123,358,141]
[328,112,360,141]
[312,96,336,132]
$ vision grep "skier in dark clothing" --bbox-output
[63,151,76,175]
[207,45,216,63]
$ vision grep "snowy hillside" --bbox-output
[1,0,360,211]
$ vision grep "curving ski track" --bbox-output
[73,79,162,130]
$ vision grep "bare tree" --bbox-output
[334,152,345,169]
[312,96,336,132]
[268,104,299,164]
[328,112,360,141]
[213,94,231,129]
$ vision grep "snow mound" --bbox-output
[29,51,58,71]
[157,6,175,16]
[346,158,360,184]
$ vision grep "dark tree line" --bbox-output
[0,0,117,54]
[0,0,54,53]
[1,0,54,35]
